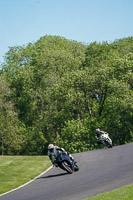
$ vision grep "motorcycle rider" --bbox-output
[96,128,109,144]
[48,144,75,167]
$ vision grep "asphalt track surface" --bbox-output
[0,143,133,200]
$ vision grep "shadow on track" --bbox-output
[37,172,69,179]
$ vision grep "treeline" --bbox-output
[0,35,133,155]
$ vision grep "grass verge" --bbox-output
[0,156,133,199]
[85,183,133,200]
[0,156,51,194]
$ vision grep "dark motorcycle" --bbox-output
[53,152,79,174]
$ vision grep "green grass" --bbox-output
[84,184,133,200]
[0,156,51,194]
[0,156,133,199]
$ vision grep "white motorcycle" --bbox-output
[99,133,112,148]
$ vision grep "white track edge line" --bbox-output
[0,165,53,197]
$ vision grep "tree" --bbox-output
[1,35,133,154]
[0,74,23,155]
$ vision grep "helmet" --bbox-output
[96,128,100,133]
[48,144,54,152]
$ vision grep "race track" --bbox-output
[0,143,133,200]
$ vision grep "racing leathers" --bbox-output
[96,130,109,144]
[48,146,74,167]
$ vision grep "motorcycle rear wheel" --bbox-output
[74,163,79,172]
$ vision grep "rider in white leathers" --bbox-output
[96,128,109,144]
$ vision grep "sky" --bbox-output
[0,0,133,63]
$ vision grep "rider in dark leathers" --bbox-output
[48,144,75,167]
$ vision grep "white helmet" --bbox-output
[48,144,54,152]
[96,128,100,133]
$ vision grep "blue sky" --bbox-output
[0,0,133,63]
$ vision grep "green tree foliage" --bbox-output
[0,74,23,155]
[83,38,133,146]
[1,35,133,155]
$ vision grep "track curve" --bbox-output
[0,143,133,200]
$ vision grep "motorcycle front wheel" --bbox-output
[61,161,73,174]
[105,139,112,148]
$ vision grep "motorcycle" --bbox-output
[99,133,112,148]
[53,152,79,174]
